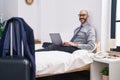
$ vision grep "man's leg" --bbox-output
[57,46,79,53]
[35,44,59,52]
[42,42,53,48]
[36,44,79,53]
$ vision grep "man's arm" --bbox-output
[64,42,78,47]
[77,27,96,50]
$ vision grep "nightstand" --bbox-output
[90,57,120,80]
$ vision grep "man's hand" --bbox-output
[63,42,78,47]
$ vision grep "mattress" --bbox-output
[35,50,94,77]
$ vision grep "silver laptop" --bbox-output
[49,33,63,45]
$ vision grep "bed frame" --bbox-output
[36,64,90,78]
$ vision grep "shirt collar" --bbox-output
[81,22,89,27]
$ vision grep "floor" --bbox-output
[36,70,90,80]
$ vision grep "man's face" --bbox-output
[79,11,88,24]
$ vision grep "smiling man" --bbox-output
[38,9,96,53]
[64,9,96,51]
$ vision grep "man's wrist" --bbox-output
[73,43,78,47]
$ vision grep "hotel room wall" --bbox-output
[0,0,18,21]
[0,0,3,14]
[0,0,41,40]
[101,0,111,51]
[39,0,102,43]
[18,0,41,40]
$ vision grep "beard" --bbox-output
[79,18,87,24]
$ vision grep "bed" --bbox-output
[34,40,100,78]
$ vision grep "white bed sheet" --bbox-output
[35,50,94,76]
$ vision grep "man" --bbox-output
[37,9,96,53]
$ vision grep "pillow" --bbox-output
[35,44,43,50]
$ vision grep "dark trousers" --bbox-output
[36,42,79,53]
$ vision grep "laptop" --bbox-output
[49,33,63,45]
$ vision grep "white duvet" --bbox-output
[35,50,94,76]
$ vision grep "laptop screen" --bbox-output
[49,33,63,45]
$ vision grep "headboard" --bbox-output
[35,39,41,44]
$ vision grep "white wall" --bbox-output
[18,0,40,40]
[2,0,18,20]
[101,0,111,51]
[0,0,3,14]
[40,0,102,43]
